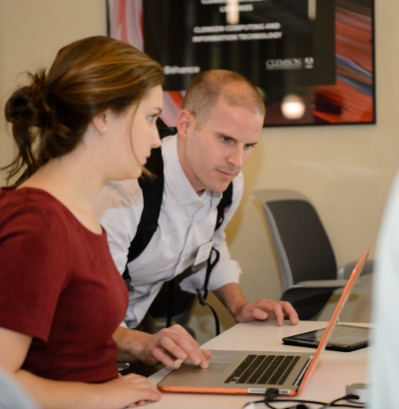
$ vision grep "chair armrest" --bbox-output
[337,259,374,279]
[291,279,348,289]
[281,282,349,320]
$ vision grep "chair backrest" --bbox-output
[254,189,337,291]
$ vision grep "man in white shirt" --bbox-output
[96,70,298,370]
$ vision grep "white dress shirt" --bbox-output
[95,134,243,328]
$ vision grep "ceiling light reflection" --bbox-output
[281,94,306,120]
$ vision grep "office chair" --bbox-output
[253,189,373,320]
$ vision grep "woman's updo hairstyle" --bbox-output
[3,35,164,183]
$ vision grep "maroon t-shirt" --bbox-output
[0,187,128,383]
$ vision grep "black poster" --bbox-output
[142,0,335,104]
[108,0,375,127]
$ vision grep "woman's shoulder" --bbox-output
[0,187,75,235]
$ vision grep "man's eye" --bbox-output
[220,136,233,144]
[244,144,256,150]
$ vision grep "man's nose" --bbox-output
[227,146,245,169]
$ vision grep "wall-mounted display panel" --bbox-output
[107,0,375,127]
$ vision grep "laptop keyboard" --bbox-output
[225,354,300,385]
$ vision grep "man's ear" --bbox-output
[176,109,194,140]
[92,110,108,135]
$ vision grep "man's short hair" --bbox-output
[182,70,265,125]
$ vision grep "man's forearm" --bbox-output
[213,282,247,319]
[112,326,149,362]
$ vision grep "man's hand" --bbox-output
[114,325,211,369]
[214,283,299,326]
[234,299,299,326]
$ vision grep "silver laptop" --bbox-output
[158,247,370,396]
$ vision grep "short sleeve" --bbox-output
[0,199,70,341]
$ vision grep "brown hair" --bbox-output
[182,69,265,126]
[3,35,164,183]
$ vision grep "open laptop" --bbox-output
[158,246,370,396]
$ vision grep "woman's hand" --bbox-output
[95,373,161,408]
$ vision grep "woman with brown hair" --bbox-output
[0,35,209,409]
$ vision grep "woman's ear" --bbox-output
[176,109,194,140]
[92,111,108,135]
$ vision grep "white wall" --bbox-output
[0,0,395,343]
[0,0,107,179]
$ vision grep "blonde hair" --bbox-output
[182,69,265,126]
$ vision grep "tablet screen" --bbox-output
[282,324,369,352]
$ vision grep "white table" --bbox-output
[148,320,370,408]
